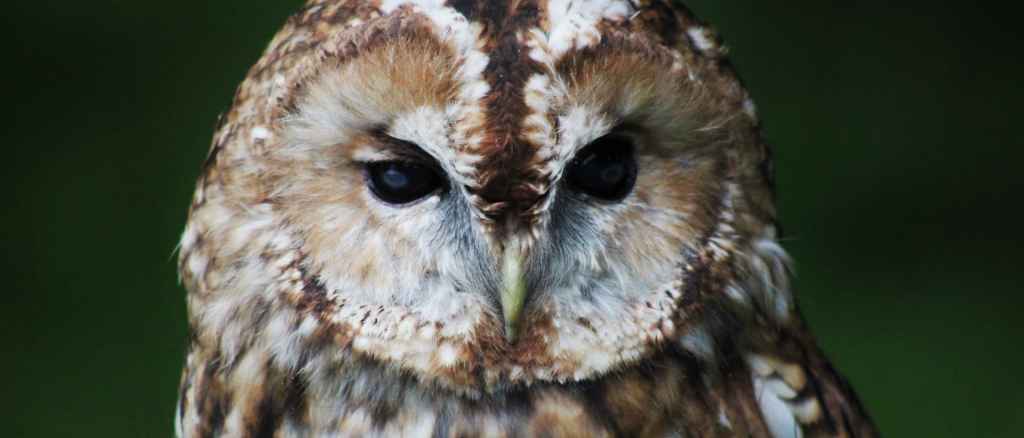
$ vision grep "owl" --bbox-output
[175,0,878,436]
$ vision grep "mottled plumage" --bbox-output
[176,1,878,436]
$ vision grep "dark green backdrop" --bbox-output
[5,1,1021,436]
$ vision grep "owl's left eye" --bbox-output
[565,134,637,201]
[365,161,444,205]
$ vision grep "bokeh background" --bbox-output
[4,1,1022,436]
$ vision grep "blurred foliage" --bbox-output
[3,1,1021,436]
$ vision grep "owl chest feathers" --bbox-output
[177,334,808,437]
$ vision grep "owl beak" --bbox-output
[500,237,528,344]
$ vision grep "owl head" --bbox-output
[180,0,785,394]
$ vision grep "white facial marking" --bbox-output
[544,0,633,59]
[251,125,272,141]
[686,27,716,53]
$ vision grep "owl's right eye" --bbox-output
[365,161,444,205]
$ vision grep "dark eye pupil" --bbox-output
[367,161,443,204]
[380,167,410,190]
[599,162,625,185]
[566,135,637,201]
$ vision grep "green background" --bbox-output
[5,1,1021,436]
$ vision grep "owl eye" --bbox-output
[566,135,637,201]
[365,161,444,205]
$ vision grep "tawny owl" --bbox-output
[176,1,878,436]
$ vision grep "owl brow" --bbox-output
[608,122,645,137]
[585,123,644,151]
[365,127,439,165]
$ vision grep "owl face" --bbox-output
[182,0,772,393]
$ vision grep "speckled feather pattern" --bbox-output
[176,1,877,436]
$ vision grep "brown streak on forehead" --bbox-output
[462,0,551,223]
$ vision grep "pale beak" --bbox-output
[500,237,528,343]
